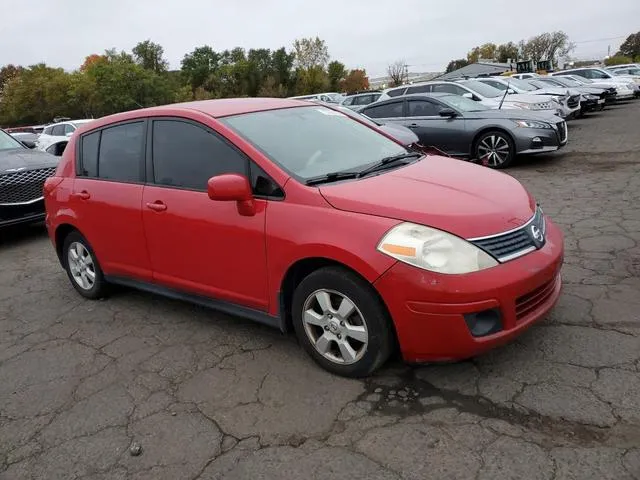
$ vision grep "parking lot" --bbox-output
[1,101,639,479]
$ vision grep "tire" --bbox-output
[474,130,515,169]
[291,266,394,377]
[62,231,109,299]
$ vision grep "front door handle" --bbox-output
[71,190,90,200]
[146,201,167,212]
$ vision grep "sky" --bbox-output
[2,0,639,77]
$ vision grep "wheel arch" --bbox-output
[471,126,516,157]
[54,223,81,265]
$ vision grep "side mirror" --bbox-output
[21,140,36,149]
[439,108,457,118]
[507,88,517,94]
[462,92,473,99]
[207,173,255,216]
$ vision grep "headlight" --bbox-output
[512,119,552,129]
[584,94,597,100]
[377,223,498,274]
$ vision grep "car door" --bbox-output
[71,120,152,280]
[141,117,270,311]
[404,99,467,154]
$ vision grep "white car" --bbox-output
[510,73,540,80]
[551,68,638,99]
[35,119,95,152]
[289,93,344,104]
[553,74,637,100]
[378,80,561,115]
[474,77,581,119]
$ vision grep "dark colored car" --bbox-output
[0,129,58,227]
[44,98,564,377]
[529,78,609,113]
[359,93,567,169]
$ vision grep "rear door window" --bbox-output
[431,83,467,95]
[151,119,248,191]
[362,101,404,118]
[406,84,432,94]
[97,122,145,182]
[387,88,407,97]
[63,124,75,135]
[407,100,440,117]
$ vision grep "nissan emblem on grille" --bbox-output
[530,225,544,246]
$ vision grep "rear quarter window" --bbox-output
[80,131,100,177]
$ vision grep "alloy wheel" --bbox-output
[302,289,369,365]
[67,241,96,290]
[478,135,511,167]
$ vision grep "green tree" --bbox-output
[605,55,634,66]
[519,31,574,65]
[293,37,330,70]
[467,43,497,63]
[497,42,519,63]
[271,47,295,94]
[0,64,24,95]
[181,46,219,91]
[257,76,287,97]
[327,61,346,91]
[445,59,469,73]
[246,48,272,96]
[617,32,640,60]
[296,66,328,94]
[132,40,169,73]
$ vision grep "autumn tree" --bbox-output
[327,61,346,91]
[519,31,574,64]
[617,32,640,60]
[80,54,104,72]
[341,69,369,94]
[0,64,23,95]
[132,40,169,73]
[497,42,519,63]
[467,43,497,63]
[387,60,406,87]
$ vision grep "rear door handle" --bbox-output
[71,191,90,200]
[146,201,167,212]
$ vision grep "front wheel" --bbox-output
[292,267,394,377]
[474,130,515,169]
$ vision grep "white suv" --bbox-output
[35,119,94,152]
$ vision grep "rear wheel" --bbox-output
[474,130,515,169]
[62,231,109,299]
[292,267,394,377]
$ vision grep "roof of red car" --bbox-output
[150,97,309,118]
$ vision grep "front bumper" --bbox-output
[514,121,567,155]
[0,199,46,228]
[374,219,564,362]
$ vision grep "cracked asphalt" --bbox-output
[1,101,640,480]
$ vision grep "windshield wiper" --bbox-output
[355,152,422,178]
[305,171,360,186]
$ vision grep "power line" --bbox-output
[572,36,626,44]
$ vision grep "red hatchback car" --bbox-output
[44,98,564,377]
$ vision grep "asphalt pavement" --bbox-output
[1,101,639,479]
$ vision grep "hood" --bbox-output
[377,123,419,146]
[319,156,536,239]
[502,93,554,104]
[576,86,606,95]
[0,148,58,174]
[464,109,562,123]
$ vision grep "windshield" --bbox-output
[331,105,382,127]
[508,78,537,91]
[326,93,344,103]
[0,129,26,150]
[460,81,503,98]
[545,77,577,87]
[439,94,488,112]
[614,68,640,76]
[221,106,407,180]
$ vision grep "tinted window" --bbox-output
[362,101,404,118]
[63,124,75,135]
[482,80,506,90]
[250,163,283,198]
[98,122,144,182]
[152,120,247,191]
[387,88,406,97]
[432,84,467,95]
[51,125,65,136]
[80,131,100,177]
[407,100,440,117]
[353,95,372,106]
[43,126,54,135]
[406,85,431,94]
[342,97,354,106]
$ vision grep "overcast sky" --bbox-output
[2,0,639,77]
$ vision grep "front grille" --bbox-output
[516,275,558,320]
[567,95,580,108]
[557,122,567,142]
[0,167,56,205]
[534,102,553,110]
[470,208,545,262]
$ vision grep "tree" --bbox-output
[295,66,328,95]
[617,32,640,60]
[181,46,219,91]
[0,64,23,95]
[132,40,169,73]
[293,37,329,70]
[519,31,574,65]
[467,43,497,63]
[605,55,634,66]
[257,76,287,97]
[271,47,295,94]
[445,59,469,73]
[80,54,104,72]
[327,61,346,91]
[341,69,369,94]
[497,42,519,63]
[387,60,406,87]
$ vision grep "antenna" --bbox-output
[499,80,510,110]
